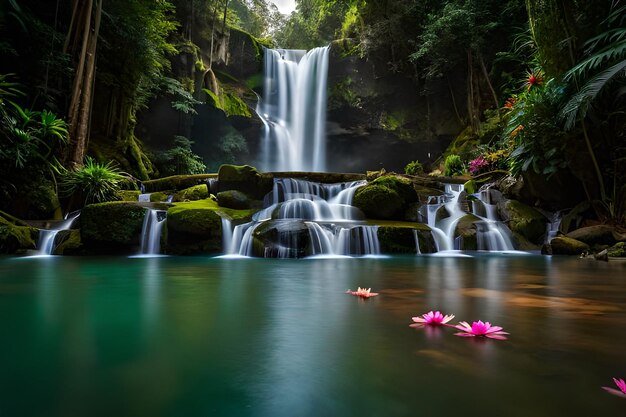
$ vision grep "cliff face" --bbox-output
[325,41,465,172]
[137,34,468,174]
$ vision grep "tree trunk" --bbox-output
[447,75,464,125]
[208,1,218,70]
[478,52,499,113]
[67,0,101,167]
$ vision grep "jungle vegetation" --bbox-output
[0,0,623,224]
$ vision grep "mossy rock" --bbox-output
[371,175,418,205]
[54,229,82,255]
[377,223,436,254]
[566,225,620,246]
[173,185,208,202]
[218,164,272,199]
[607,242,626,257]
[272,172,366,183]
[142,174,216,193]
[149,192,171,202]
[353,184,404,220]
[550,236,590,255]
[252,219,311,258]
[498,200,547,244]
[454,214,481,250]
[118,190,140,201]
[81,202,147,254]
[165,199,257,254]
[2,179,61,220]
[0,217,38,254]
[217,190,252,209]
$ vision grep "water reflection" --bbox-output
[0,255,625,416]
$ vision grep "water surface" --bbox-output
[0,255,625,416]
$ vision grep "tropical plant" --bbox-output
[560,4,626,130]
[504,78,568,176]
[444,154,464,176]
[404,160,423,176]
[152,136,206,177]
[60,157,132,205]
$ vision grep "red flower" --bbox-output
[525,71,544,91]
[504,97,516,109]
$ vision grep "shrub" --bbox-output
[444,154,464,176]
[152,136,206,177]
[404,160,423,176]
[61,157,132,205]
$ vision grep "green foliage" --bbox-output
[404,160,423,176]
[444,154,464,176]
[0,75,67,170]
[60,157,132,205]
[560,4,626,130]
[160,77,201,115]
[504,79,568,176]
[152,136,207,177]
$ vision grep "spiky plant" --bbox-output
[61,157,132,205]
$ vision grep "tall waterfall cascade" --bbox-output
[224,178,381,258]
[36,212,81,256]
[257,47,330,172]
[420,184,516,252]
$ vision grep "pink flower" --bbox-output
[602,378,626,398]
[469,157,489,175]
[410,311,455,326]
[454,320,509,340]
[346,287,379,298]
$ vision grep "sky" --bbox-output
[269,0,296,15]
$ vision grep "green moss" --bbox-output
[173,185,208,202]
[353,184,404,220]
[370,175,418,204]
[607,242,626,257]
[502,200,547,244]
[550,236,590,255]
[0,217,38,254]
[217,190,251,209]
[118,190,140,201]
[150,192,171,202]
[54,229,82,255]
[81,202,147,254]
[377,225,436,254]
[170,198,256,221]
[142,174,216,192]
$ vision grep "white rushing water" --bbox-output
[226,178,380,258]
[139,209,167,255]
[421,184,516,252]
[36,212,81,256]
[257,47,330,172]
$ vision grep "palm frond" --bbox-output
[560,59,626,130]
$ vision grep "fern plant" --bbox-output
[61,157,132,205]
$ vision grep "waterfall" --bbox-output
[36,212,81,256]
[139,193,151,202]
[419,184,516,253]
[413,230,421,255]
[257,47,330,172]
[139,209,167,255]
[220,215,233,252]
[225,178,380,258]
[544,210,562,244]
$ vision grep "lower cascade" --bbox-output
[36,212,81,256]
[420,184,516,252]
[139,209,167,255]
[225,178,380,258]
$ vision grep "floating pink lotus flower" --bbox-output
[346,287,379,298]
[602,378,626,398]
[454,320,509,340]
[410,311,455,326]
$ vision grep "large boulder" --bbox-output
[174,184,209,202]
[353,184,404,220]
[252,219,311,258]
[142,174,215,193]
[54,229,82,255]
[454,214,481,250]
[550,236,590,255]
[218,164,272,199]
[81,202,148,254]
[566,225,623,247]
[166,201,223,255]
[370,175,418,205]
[1,179,62,220]
[217,190,252,209]
[377,224,436,254]
[497,200,547,244]
[0,216,38,254]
